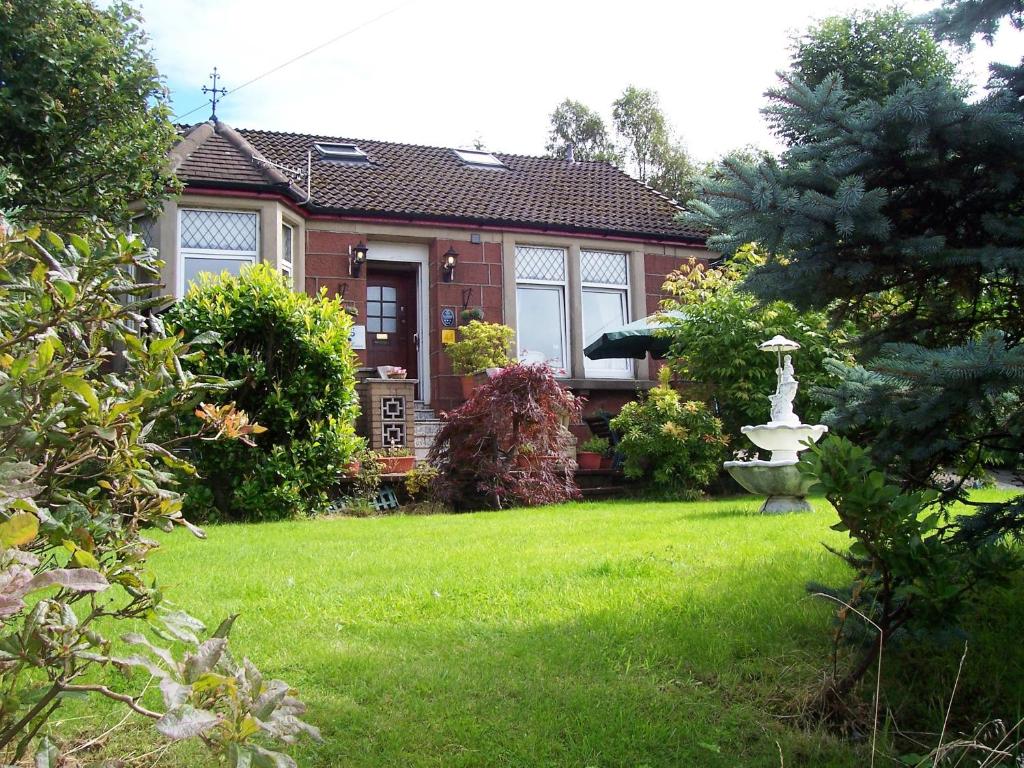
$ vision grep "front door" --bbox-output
[365,267,418,383]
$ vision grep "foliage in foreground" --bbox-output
[0,0,179,229]
[0,223,317,765]
[799,437,1018,718]
[429,364,582,510]
[610,372,728,498]
[660,250,850,437]
[167,264,363,522]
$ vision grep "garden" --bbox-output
[0,0,1022,766]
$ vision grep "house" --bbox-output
[143,120,709,448]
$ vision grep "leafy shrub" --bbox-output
[429,363,582,510]
[166,264,362,521]
[445,320,514,375]
[799,436,1018,715]
[610,373,728,498]
[660,250,850,436]
[0,224,317,765]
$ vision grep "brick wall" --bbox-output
[428,238,504,413]
[305,229,368,364]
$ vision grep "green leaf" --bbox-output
[33,736,59,768]
[0,512,39,547]
[61,375,99,414]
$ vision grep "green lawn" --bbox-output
[60,491,1023,767]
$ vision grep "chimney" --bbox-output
[565,143,575,163]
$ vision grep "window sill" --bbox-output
[562,378,655,391]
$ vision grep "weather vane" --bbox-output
[202,67,227,121]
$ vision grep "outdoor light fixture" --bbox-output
[442,246,458,282]
[349,241,368,277]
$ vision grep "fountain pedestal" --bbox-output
[723,337,827,514]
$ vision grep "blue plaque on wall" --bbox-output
[440,307,456,327]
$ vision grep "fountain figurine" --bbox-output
[723,336,828,513]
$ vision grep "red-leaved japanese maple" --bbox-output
[428,363,583,510]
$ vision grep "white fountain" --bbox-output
[723,335,828,513]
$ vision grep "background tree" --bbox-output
[611,86,698,202]
[0,0,178,229]
[772,7,961,144]
[545,99,621,164]
[791,6,959,101]
[611,86,669,182]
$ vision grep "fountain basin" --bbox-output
[739,423,828,462]
[723,460,815,514]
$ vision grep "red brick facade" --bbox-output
[302,225,707,419]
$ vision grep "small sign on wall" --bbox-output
[441,329,456,345]
[349,324,366,350]
[440,307,457,328]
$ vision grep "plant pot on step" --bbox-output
[377,455,416,474]
[577,451,602,470]
[459,372,489,400]
[599,455,614,470]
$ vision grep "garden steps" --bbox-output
[413,401,441,462]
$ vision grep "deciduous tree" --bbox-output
[0,0,178,229]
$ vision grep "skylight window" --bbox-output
[453,149,505,168]
[315,142,368,162]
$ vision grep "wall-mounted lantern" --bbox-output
[349,241,368,277]
[442,246,458,282]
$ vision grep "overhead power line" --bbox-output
[172,0,418,122]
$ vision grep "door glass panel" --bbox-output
[381,287,396,301]
[516,286,565,371]
[382,302,397,317]
[367,286,381,301]
[382,318,397,333]
[367,301,381,316]
[367,317,381,332]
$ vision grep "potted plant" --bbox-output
[577,436,609,471]
[377,365,407,379]
[460,307,484,323]
[373,446,416,474]
[445,320,514,399]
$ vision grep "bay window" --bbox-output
[178,208,259,294]
[581,250,631,378]
[514,245,568,374]
[281,222,294,279]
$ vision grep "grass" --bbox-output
[60,490,1023,767]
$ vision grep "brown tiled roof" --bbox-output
[174,122,705,244]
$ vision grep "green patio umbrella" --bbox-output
[583,310,686,360]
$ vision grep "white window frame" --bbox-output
[514,245,570,377]
[581,250,633,379]
[280,222,294,279]
[177,208,259,297]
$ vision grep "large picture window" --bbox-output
[178,209,259,294]
[581,250,631,378]
[515,245,568,374]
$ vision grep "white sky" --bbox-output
[140,0,1023,162]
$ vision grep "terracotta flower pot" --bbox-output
[459,372,488,400]
[345,459,362,476]
[599,455,614,470]
[378,455,416,474]
[577,451,602,470]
